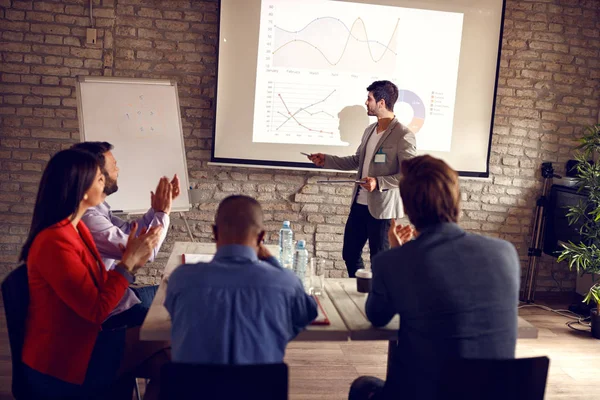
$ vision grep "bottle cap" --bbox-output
[297,240,306,249]
[282,221,290,228]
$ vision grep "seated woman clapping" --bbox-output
[19,149,163,399]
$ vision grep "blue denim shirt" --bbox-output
[165,244,318,364]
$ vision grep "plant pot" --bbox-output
[591,308,600,339]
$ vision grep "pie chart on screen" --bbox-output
[396,89,426,134]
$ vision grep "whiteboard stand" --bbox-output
[179,212,196,243]
[76,76,191,214]
[179,187,206,243]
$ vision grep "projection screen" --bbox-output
[212,0,506,177]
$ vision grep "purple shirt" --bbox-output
[82,201,170,318]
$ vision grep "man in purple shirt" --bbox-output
[72,141,180,330]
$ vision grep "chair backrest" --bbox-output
[438,356,550,400]
[1,264,30,399]
[160,362,288,400]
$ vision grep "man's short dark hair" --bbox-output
[70,141,113,171]
[366,81,399,112]
[399,155,460,231]
[215,195,264,240]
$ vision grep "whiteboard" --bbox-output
[76,77,190,214]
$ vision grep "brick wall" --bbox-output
[1,0,599,289]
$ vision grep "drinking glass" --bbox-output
[309,257,325,296]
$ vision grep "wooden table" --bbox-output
[325,279,539,340]
[140,242,538,374]
[140,242,349,342]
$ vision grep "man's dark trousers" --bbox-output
[343,202,391,277]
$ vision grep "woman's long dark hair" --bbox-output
[20,149,99,261]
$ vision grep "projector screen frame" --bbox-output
[210,0,507,178]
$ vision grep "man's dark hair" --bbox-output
[70,142,113,171]
[366,80,399,112]
[215,195,264,241]
[399,155,460,231]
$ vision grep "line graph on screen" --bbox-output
[266,82,340,139]
[272,16,399,74]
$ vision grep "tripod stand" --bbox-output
[521,162,559,303]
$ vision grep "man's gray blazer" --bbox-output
[323,117,416,220]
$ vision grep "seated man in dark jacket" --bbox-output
[350,155,520,400]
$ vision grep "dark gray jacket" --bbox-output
[367,223,520,399]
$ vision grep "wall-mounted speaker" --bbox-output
[543,184,588,257]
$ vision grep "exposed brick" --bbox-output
[26,12,55,22]
[23,33,43,43]
[22,54,42,64]
[12,1,33,10]
[115,38,152,49]
[5,10,26,20]
[0,84,31,95]
[116,5,134,15]
[0,42,31,53]
[93,8,115,18]
[30,65,70,76]
[43,56,64,65]
[35,2,66,13]
[23,96,42,105]
[30,23,70,35]
[3,95,24,105]
[117,16,154,28]
[2,31,24,41]
[83,59,103,69]
[64,58,84,68]
[155,20,190,32]
[31,129,71,139]
[70,47,103,59]
[137,50,163,61]
[31,44,70,56]
[54,14,89,26]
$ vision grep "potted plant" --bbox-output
[584,284,600,338]
[557,123,600,339]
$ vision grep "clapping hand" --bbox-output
[151,177,173,215]
[388,219,417,248]
[170,174,180,200]
[119,222,163,274]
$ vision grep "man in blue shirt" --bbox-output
[165,195,318,364]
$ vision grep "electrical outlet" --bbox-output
[86,28,97,45]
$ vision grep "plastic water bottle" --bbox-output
[279,221,294,269]
[293,240,309,289]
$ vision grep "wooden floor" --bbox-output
[1,299,599,399]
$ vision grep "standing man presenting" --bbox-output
[307,81,416,277]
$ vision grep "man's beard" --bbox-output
[104,175,118,196]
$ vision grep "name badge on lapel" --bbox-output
[374,149,386,164]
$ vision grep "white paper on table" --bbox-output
[182,253,214,264]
